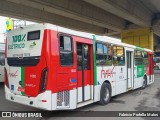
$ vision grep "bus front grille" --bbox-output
[57,90,70,108]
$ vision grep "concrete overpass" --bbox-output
[0,0,160,37]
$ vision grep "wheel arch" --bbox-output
[102,80,112,95]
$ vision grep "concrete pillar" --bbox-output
[121,28,154,51]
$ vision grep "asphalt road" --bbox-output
[0,71,160,120]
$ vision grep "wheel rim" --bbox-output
[104,87,109,101]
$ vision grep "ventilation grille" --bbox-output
[57,90,70,108]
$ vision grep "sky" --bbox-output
[0,16,36,43]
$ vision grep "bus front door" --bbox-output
[77,43,92,103]
[126,51,133,89]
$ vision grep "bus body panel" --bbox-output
[6,26,49,97]
[133,51,154,89]
[24,56,47,96]
[115,66,127,95]
[7,25,45,58]
[97,66,116,96]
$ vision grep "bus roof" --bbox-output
[8,23,152,52]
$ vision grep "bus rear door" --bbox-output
[76,39,93,103]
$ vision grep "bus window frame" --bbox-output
[27,30,40,41]
[103,43,113,66]
[96,42,113,66]
[58,33,74,67]
[134,50,148,65]
[142,51,149,65]
[96,42,104,66]
[112,45,125,66]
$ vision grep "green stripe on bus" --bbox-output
[21,67,25,96]
[136,46,144,51]
[92,35,97,85]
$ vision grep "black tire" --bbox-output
[142,76,147,89]
[99,82,111,105]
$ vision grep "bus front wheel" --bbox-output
[99,82,111,105]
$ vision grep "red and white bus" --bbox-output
[5,23,154,110]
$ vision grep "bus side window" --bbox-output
[96,43,104,65]
[135,50,143,65]
[0,53,5,66]
[59,36,73,66]
[113,46,125,65]
[96,43,113,66]
[103,44,112,65]
[142,51,148,65]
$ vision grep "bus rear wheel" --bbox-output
[99,82,111,105]
[142,76,147,89]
